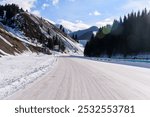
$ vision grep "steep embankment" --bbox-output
[0,5,83,56]
[0,24,41,56]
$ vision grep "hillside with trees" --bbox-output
[0,4,83,56]
[84,9,150,58]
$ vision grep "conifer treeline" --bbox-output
[84,9,150,57]
[0,4,24,19]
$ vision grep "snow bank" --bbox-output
[0,52,57,99]
[0,49,10,56]
[86,57,150,69]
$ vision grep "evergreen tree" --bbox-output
[47,38,54,49]
[60,25,63,30]
[47,28,50,35]
[62,28,65,33]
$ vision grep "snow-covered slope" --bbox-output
[13,12,83,54]
[0,10,83,56]
[0,23,42,56]
[55,24,72,34]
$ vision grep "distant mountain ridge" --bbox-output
[70,26,98,40]
[69,26,98,46]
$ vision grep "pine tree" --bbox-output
[60,25,63,30]
[62,28,65,33]
[47,28,50,35]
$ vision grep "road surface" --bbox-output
[7,56,150,100]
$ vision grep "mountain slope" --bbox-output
[55,24,72,34]
[0,23,41,56]
[0,4,83,56]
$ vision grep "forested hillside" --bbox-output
[84,9,150,58]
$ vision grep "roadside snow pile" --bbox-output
[0,52,57,99]
[87,57,150,69]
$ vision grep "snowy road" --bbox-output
[7,56,150,100]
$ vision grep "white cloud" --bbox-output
[31,10,41,16]
[42,3,49,10]
[75,20,83,23]
[96,18,114,27]
[51,0,59,6]
[89,10,101,16]
[94,10,101,16]
[123,0,150,11]
[58,19,90,31]
[1,0,36,11]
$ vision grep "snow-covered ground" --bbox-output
[0,52,57,99]
[7,55,150,100]
[86,57,150,69]
[3,52,150,100]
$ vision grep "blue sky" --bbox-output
[1,0,150,31]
